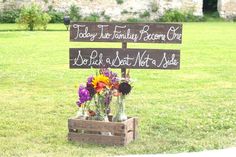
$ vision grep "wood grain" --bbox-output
[68,118,126,134]
[69,48,180,69]
[68,117,138,146]
[70,22,182,43]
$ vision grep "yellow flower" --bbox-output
[92,74,109,88]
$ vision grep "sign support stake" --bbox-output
[69,22,182,70]
[121,42,127,78]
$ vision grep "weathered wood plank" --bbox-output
[68,132,124,145]
[133,117,138,140]
[124,117,135,132]
[70,22,182,43]
[121,42,127,77]
[69,48,180,69]
[126,131,134,145]
[68,117,138,146]
[68,118,126,134]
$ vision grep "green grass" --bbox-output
[0,22,236,156]
[0,23,67,31]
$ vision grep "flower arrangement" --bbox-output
[75,68,132,122]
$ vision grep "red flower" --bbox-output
[112,82,120,90]
[95,82,107,92]
[88,110,96,116]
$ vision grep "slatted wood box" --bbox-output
[68,116,138,146]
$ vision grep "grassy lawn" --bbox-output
[0,22,236,157]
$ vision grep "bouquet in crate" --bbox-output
[75,68,132,122]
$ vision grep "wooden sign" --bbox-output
[70,48,180,69]
[70,22,182,43]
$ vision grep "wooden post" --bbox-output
[121,42,127,78]
[133,117,138,140]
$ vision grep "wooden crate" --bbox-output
[68,117,138,146]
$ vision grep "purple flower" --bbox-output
[100,68,118,84]
[103,71,110,77]
[86,84,96,97]
[76,85,91,107]
[87,75,94,85]
[100,68,110,77]
[111,74,119,83]
[76,100,82,107]
[104,91,112,114]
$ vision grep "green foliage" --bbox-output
[47,10,64,23]
[159,9,204,22]
[0,7,21,23]
[211,11,220,18]
[48,5,53,11]
[127,18,144,23]
[46,5,64,23]
[103,15,111,22]
[43,0,49,3]
[69,4,81,22]
[233,17,236,22]
[150,0,158,12]
[139,11,150,18]
[38,13,51,30]
[83,13,100,22]
[121,9,129,14]
[202,12,226,22]
[16,5,51,31]
[116,0,124,5]
[185,12,205,22]
[100,11,105,16]
[100,11,110,22]
[159,10,185,22]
